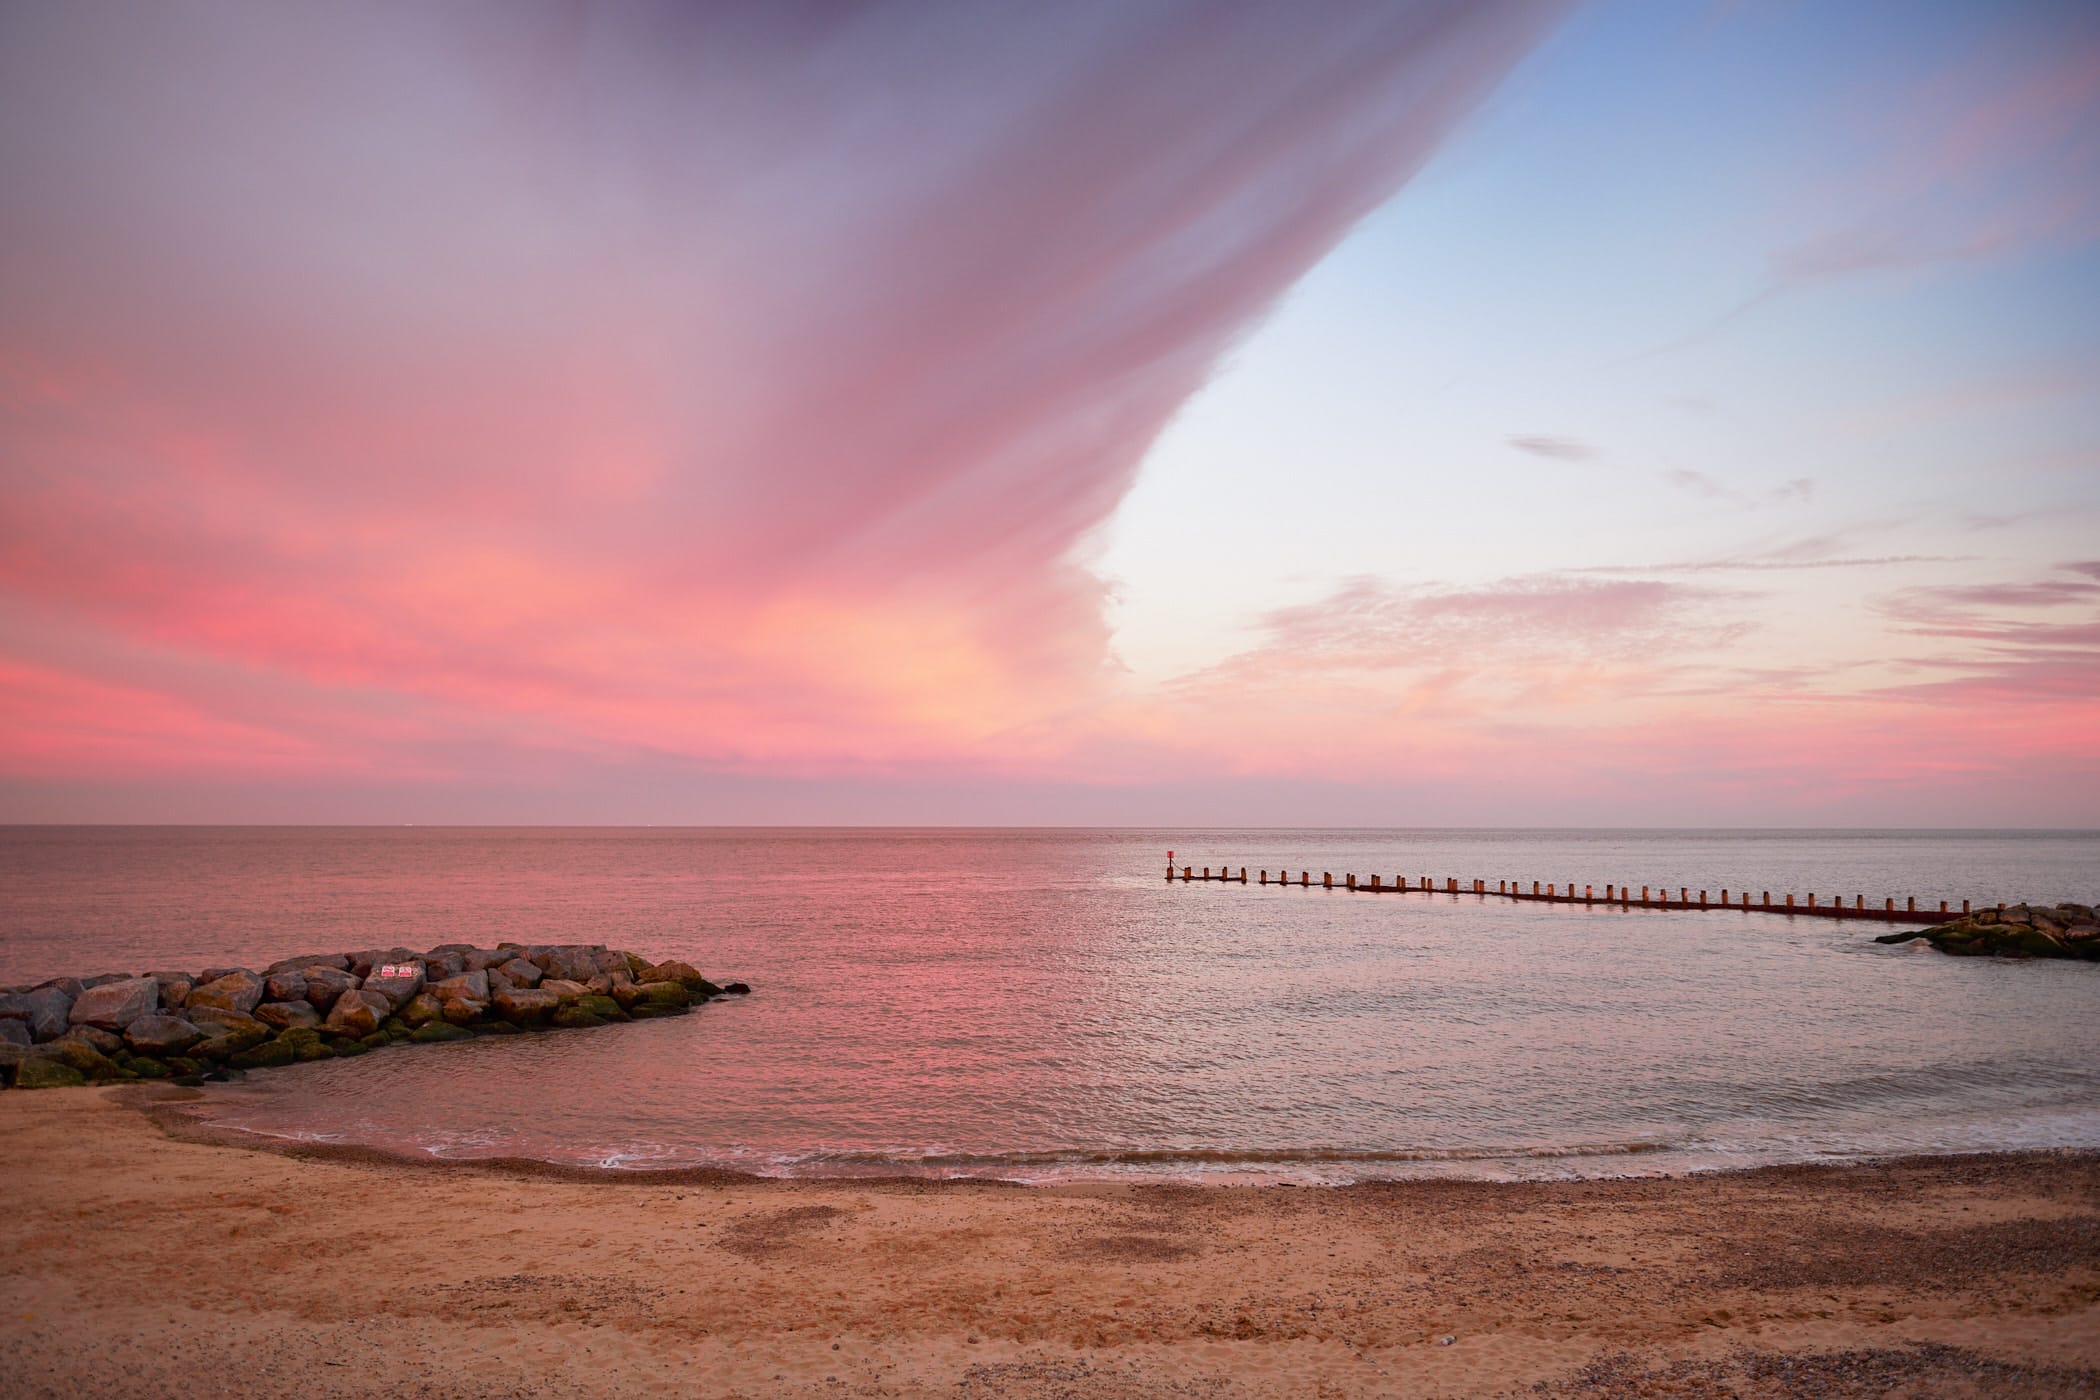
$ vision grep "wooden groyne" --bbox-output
[1165,862,1966,925]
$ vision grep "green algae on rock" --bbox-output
[1876,902,2100,960]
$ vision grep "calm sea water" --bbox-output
[3,827,2096,1183]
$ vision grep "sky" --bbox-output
[0,0,2095,827]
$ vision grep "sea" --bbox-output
[2,826,2095,1184]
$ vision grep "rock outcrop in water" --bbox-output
[1876,903,2100,960]
[0,944,750,1089]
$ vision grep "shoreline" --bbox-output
[153,1084,2100,1191]
[4,1086,2096,1398]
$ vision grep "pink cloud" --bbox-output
[0,2,1566,802]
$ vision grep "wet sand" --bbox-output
[1,1086,2096,1398]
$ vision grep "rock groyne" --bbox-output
[1875,903,2100,960]
[0,943,749,1089]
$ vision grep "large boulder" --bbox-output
[186,1011,273,1058]
[439,996,488,1026]
[0,1020,30,1048]
[422,952,467,981]
[533,946,603,984]
[410,1021,475,1043]
[228,1039,298,1070]
[398,992,444,1028]
[492,988,560,1027]
[32,1040,123,1078]
[157,979,193,1011]
[188,1006,267,1032]
[125,1016,206,1055]
[187,972,265,1017]
[266,953,349,974]
[539,979,589,1003]
[362,962,426,1011]
[645,961,723,997]
[462,949,512,973]
[0,985,73,1042]
[324,989,390,1038]
[263,970,308,1003]
[429,970,489,1003]
[255,1001,322,1031]
[611,980,690,1011]
[299,966,359,1010]
[14,1057,86,1089]
[493,958,541,989]
[58,1025,126,1056]
[67,977,158,1032]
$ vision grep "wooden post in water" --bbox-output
[1785,894,1795,908]
[1183,866,1192,882]
[1699,890,1707,908]
[1585,884,1593,902]
[1721,889,1729,905]
[1961,899,1970,914]
[1808,893,1816,908]
[1762,891,1770,908]
[1346,873,1356,890]
[1323,871,1332,889]
[1681,888,1689,904]
[1370,874,1381,890]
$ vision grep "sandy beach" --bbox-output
[0,1086,2092,1398]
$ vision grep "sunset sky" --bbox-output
[2,0,2096,826]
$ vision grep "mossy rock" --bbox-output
[358,1032,393,1049]
[628,1004,689,1020]
[549,1006,607,1030]
[228,1040,298,1070]
[171,1074,207,1087]
[469,1021,521,1036]
[410,1022,475,1044]
[293,1041,336,1062]
[164,1057,203,1077]
[15,1057,88,1089]
[577,995,627,1021]
[380,1016,410,1037]
[2007,929,2068,958]
[127,1057,173,1079]
[333,1039,371,1057]
[36,1040,122,1077]
[16,1062,89,1091]
[278,1027,325,1049]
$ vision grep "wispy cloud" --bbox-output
[0,1,1567,798]
[1507,434,1595,460]
[1662,469,1814,507]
